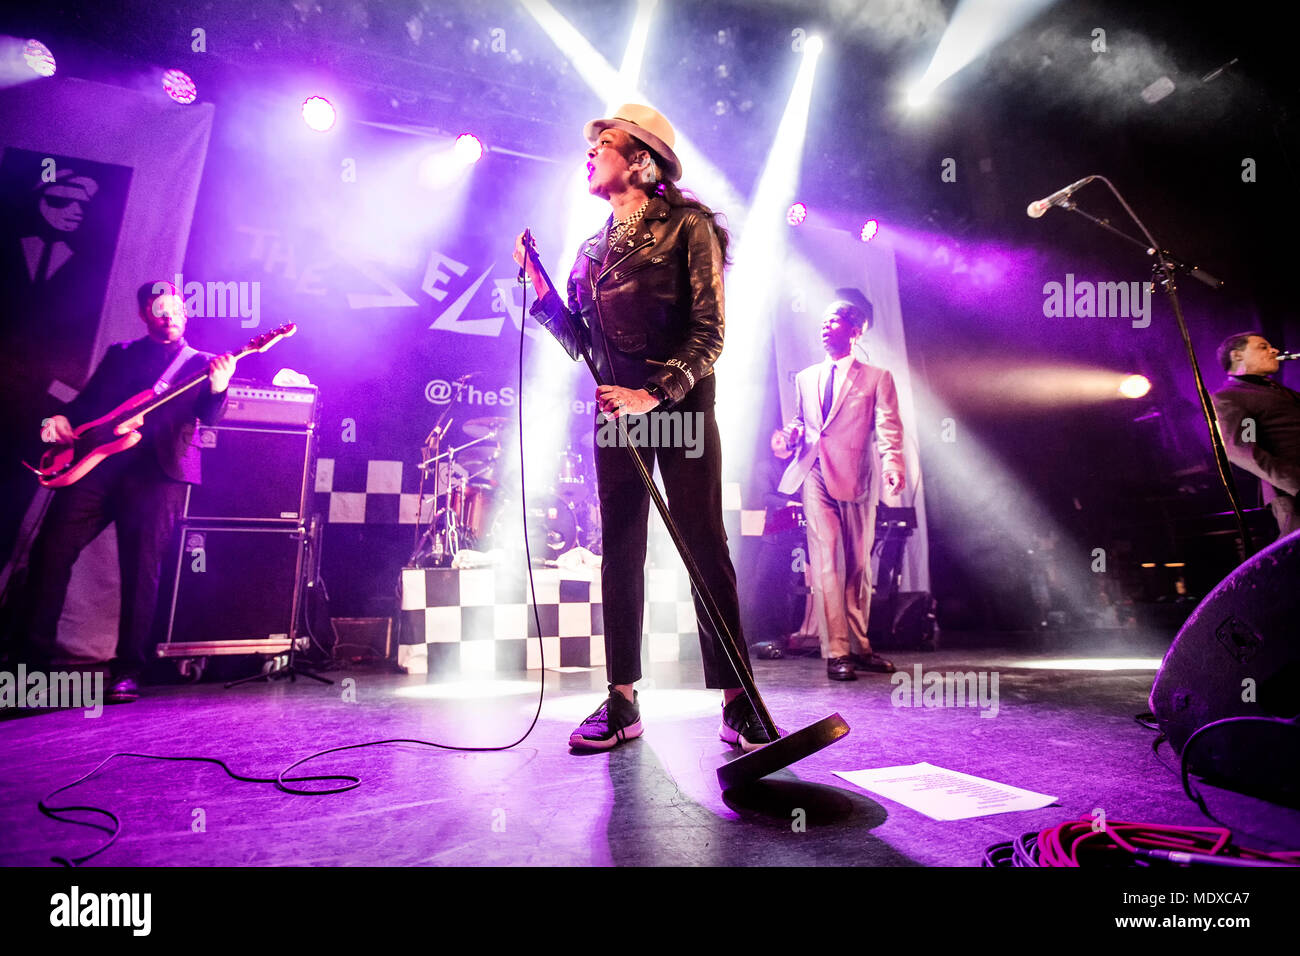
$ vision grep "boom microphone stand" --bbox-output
[1033,176,1254,558]
[519,229,849,790]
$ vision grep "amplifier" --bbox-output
[161,524,307,653]
[186,425,315,522]
[223,380,319,427]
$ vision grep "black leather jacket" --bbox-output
[530,195,725,405]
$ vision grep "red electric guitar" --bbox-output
[28,323,297,488]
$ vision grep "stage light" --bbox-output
[454,133,483,164]
[860,219,880,242]
[162,68,197,105]
[805,35,824,57]
[1119,374,1151,399]
[23,39,55,77]
[301,96,336,132]
[787,202,807,226]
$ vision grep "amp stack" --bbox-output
[158,379,321,675]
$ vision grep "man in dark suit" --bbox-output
[1211,332,1300,539]
[15,281,233,702]
[778,296,905,681]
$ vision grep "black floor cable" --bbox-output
[37,274,551,865]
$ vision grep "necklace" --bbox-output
[609,198,651,246]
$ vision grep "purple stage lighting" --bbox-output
[302,96,336,132]
[860,219,879,242]
[162,69,197,105]
[786,202,807,226]
[454,133,483,164]
[24,39,56,77]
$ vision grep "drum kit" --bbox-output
[408,414,602,567]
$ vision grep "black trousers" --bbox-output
[594,374,750,688]
[19,449,188,678]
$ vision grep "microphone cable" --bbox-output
[981,815,1300,867]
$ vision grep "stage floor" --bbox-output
[2,635,1297,866]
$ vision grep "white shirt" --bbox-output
[818,354,855,419]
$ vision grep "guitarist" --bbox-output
[14,280,233,703]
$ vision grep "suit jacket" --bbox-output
[1211,375,1300,503]
[530,195,725,405]
[778,358,905,503]
[61,337,228,484]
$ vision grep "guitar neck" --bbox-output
[133,347,250,418]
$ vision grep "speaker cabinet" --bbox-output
[1150,530,1300,777]
[161,524,307,654]
[186,425,315,523]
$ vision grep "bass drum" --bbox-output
[528,495,578,557]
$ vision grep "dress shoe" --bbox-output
[851,652,896,673]
[827,656,857,681]
[106,675,139,704]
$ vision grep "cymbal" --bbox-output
[463,417,509,438]
[457,445,501,469]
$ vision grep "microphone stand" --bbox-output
[518,231,851,790]
[1049,177,1253,557]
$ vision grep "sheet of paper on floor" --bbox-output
[834,762,1058,821]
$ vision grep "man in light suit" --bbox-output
[778,295,905,681]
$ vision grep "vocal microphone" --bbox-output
[517,228,533,283]
[1027,176,1097,218]
[1277,352,1300,362]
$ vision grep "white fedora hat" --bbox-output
[584,103,682,182]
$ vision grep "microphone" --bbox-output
[1027,176,1097,218]
[1277,352,1300,362]
[517,228,533,283]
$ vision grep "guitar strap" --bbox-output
[152,345,198,395]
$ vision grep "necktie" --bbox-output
[821,364,835,421]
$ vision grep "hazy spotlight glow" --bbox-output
[395,679,539,700]
[805,35,824,56]
[906,0,1058,109]
[454,133,484,164]
[23,39,55,77]
[719,35,825,469]
[162,68,197,104]
[301,96,336,132]
[1119,374,1151,399]
[1004,658,1162,672]
[861,219,880,242]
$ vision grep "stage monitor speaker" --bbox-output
[186,425,315,523]
[1149,530,1300,794]
[163,524,306,650]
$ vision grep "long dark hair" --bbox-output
[622,134,732,268]
[652,179,733,269]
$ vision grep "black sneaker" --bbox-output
[719,694,779,753]
[569,689,642,750]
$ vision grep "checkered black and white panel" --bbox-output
[315,458,765,533]
[316,458,435,525]
[398,566,700,678]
